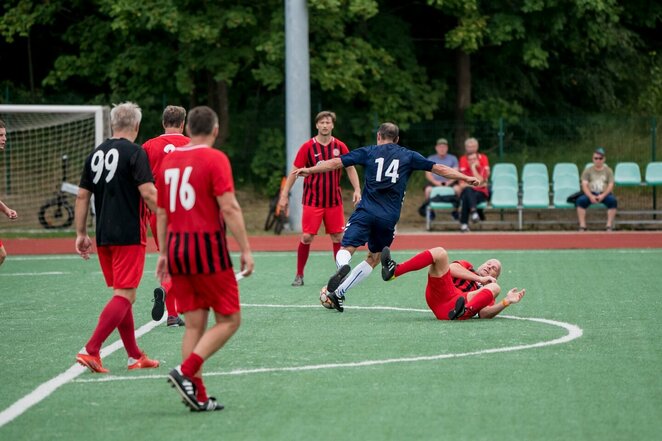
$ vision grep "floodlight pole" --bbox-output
[285,0,311,233]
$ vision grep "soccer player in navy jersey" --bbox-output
[75,102,160,373]
[0,119,18,268]
[278,111,361,287]
[295,122,480,312]
[143,105,189,327]
[157,106,254,412]
[381,246,525,320]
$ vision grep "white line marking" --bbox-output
[72,305,582,384]
[0,271,69,276]
[0,316,165,428]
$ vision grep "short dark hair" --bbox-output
[162,106,186,128]
[378,122,399,141]
[186,106,218,136]
[0,119,5,129]
[314,110,336,124]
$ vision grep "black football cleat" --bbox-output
[380,246,397,281]
[448,296,466,320]
[327,264,351,293]
[326,291,345,313]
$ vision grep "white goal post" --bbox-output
[0,105,110,231]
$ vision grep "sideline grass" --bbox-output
[0,250,661,440]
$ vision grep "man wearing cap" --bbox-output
[576,147,617,231]
[418,138,459,218]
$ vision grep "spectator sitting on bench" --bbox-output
[457,152,490,232]
[576,147,617,231]
[418,138,459,219]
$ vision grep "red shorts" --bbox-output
[301,204,345,235]
[0,238,4,248]
[171,270,240,316]
[98,245,146,289]
[425,271,464,321]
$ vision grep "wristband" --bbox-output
[501,299,510,307]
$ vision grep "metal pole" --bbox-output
[285,0,311,233]
[498,117,504,160]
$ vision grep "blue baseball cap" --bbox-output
[595,147,606,156]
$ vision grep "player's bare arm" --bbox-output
[155,207,168,283]
[74,188,93,260]
[294,157,343,178]
[432,164,479,186]
[449,262,483,282]
[346,165,362,206]
[478,288,526,319]
[0,200,17,219]
[138,182,158,212]
[217,192,254,277]
[278,172,298,212]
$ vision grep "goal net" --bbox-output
[0,105,110,231]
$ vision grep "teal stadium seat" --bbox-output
[553,174,581,209]
[522,163,549,185]
[552,163,579,183]
[490,186,519,209]
[614,162,642,186]
[426,186,457,230]
[522,185,550,208]
[491,174,518,191]
[491,163,518,181]
[645,162,662,185]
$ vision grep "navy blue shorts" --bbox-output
[341,209,395,253]
[576,192,618,209]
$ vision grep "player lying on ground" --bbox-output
[380,246,525,320]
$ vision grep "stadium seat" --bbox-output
[491,174,518,191]
[614,162,642,186]
[522,163,549,185]
[552,163,579,183]
[426,186,457,230]
[523,173,549,190]
[552,172,580,209]
[645,162,662,185]
[490,186,519,209]
[491,163,518,181]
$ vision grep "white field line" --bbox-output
[0,316,165,428]
[72,305,582,384]
[0,306,582,429]
[0,271,69,276]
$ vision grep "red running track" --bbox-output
[4,231,662,255]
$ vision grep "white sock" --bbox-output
[336,249,352,267]
[337,260,373,297]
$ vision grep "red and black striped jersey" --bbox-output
[293,137,349,208]
[452,260,481,293]
[158,145,234,275]
[79,138,153,246]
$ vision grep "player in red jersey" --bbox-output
[143,106,189,327]
[278,111,361,287]
[380,246,525,320]
[74,102,160,373]
[157,106,254,412]
[0,119,18,268]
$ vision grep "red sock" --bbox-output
[181,352,204,378]
[117,307,142,359]
[394,250,434,278]
[192,376,208,402]
[463,288,495,319]
[85,296,131,356]
[296,242,311,276]
[332,242,341,259]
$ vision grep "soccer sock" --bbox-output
[116,307,143,359]
[163,279,177,317]
[464,288,495,318]
[337,260,373,297]
[394,250,434,278]
[336,249,352,267]
[85,295,131,357]
[181,352,204,378]
[332,242,341,259]
[192,376,208,402]
[296,242,311,276]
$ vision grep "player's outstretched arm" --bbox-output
[431,164,479,186]
[478,288,526,319]
[294,157,343,178]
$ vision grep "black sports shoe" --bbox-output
[151,287,166,321]
[380,246,397,281]
[327,264,351,293]
[194,397,224,412]
[167,367,200,411]
[448,296,466,320]
[326,291,345,312]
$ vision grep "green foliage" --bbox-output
[250,128,286,196]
